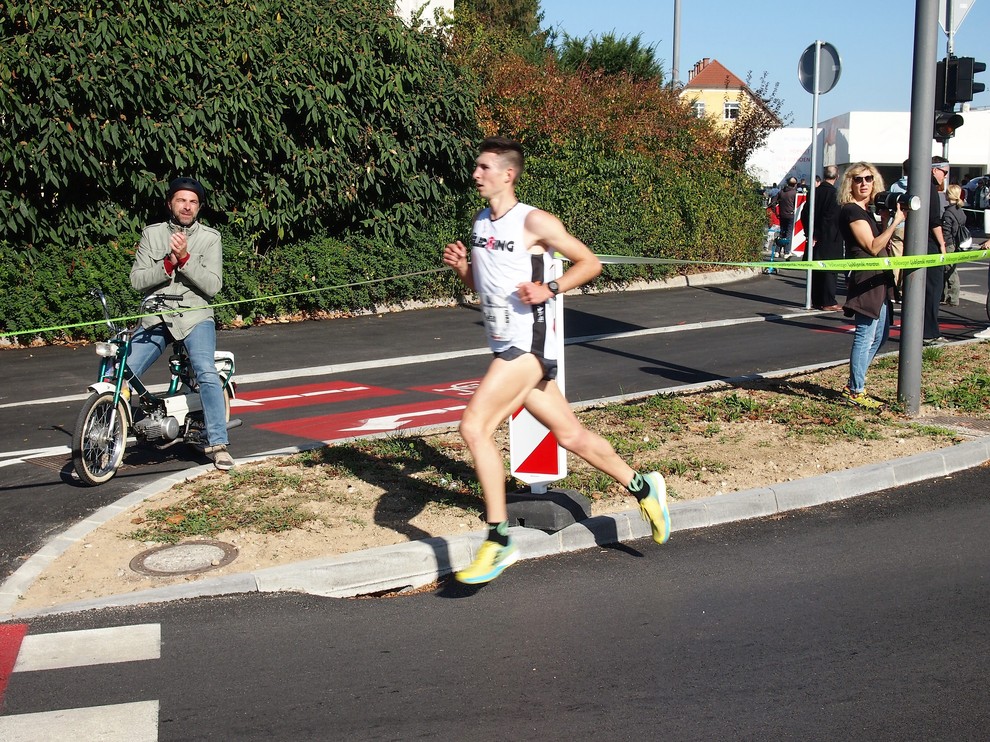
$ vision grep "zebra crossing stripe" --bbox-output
[12,624,161,672]
[0,623,28,707]
[0,700,159,741]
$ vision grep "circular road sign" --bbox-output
[798,42,842,95]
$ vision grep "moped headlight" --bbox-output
[95,342,116,358]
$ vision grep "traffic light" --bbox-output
[947,56,986,104]
[934,111,964,142]
[936,57,949,112]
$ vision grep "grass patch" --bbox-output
[126,343,990,545]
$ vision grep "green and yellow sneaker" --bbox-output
[455,539,519,584]
[638,471,671,545]
[842,386,884,410]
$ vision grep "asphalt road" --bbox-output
[2,263,990,581]
[3,465,988,740]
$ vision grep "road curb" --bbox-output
[3,438,988,620]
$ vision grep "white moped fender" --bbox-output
[86,382,133,424]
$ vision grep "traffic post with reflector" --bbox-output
[506,256,592,531]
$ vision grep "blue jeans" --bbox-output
[847,301,891,394]
[127,320,228,447]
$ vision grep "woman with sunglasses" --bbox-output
[837,162,905,409]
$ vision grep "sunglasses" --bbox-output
[852,174,874,184]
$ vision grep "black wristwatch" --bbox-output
[547,280,560,296]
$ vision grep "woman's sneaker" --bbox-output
[842,386,883,410]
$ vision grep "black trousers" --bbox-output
[924,264,944,339]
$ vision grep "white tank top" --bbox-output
[470,203,556,357]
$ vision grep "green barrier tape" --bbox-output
[4,248,989,340]
[0,268,446,340]
[595,248,990,272]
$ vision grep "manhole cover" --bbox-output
[130,540,238,576]
[921,415,990,434]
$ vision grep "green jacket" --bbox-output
[129,220,223,340]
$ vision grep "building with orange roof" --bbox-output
[680,57,782,132]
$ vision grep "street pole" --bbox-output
[898,0,941,414]
[671,0,681,88]
[944,0,953,159]
[805,40,821,310]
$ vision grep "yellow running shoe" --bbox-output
[455,539,519,584]
[638,471,671,544]
[842,386,884,410]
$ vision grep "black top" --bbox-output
[839,201,894,320]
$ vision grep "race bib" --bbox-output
[481,295,512,342]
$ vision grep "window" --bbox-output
[692,101,706,117]
[723,101,740,120]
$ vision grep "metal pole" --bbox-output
[943,2,953,159]
[805,40,821,310]
[898,0,941,414]
[671,0,681,88]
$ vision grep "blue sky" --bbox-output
[537,1,990,127]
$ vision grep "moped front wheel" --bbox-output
[72,392,128,486]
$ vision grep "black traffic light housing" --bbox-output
[948,56,987,104]
[934,55,985,142]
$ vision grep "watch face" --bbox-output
[548,281,559,294]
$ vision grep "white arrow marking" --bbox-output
[340,405,467,433]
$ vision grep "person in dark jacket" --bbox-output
[772,177,799,256]
[802,166,843,310]
[923,158,949,345]
[838,162,904,409]
[941,183,967,307]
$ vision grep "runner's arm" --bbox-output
[516,210,601,304]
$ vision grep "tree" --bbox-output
[555,32,663,83]
[725,72,792,171]
[456,0,541,37]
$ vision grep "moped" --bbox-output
[72,288,238,485]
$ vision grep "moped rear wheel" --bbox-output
[72,392,128,486]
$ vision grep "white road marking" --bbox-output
[0,700,158,741]
[13,624,161,672]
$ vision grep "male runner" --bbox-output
[442,137,670,584]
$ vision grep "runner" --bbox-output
[442,137,671,584]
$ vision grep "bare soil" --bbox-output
[13,345,990,611]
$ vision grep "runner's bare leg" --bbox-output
[459,355,545,522]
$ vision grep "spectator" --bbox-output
[838,162,903,409]
[803,166,843,310]
[941,184,967,307]
[923,158,950,345]
[128,177,234,470]
[772,177,798,256]
[887,159,909,295]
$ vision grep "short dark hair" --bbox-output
[479,137,524,178]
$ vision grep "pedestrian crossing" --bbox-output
[0,623,161,741]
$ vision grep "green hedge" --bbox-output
[0,3,768,346]
[0,0,478,257]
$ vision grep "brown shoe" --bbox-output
[822,304,843,311]
[205,444,235,471]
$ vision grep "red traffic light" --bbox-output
[934,111,964,142]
